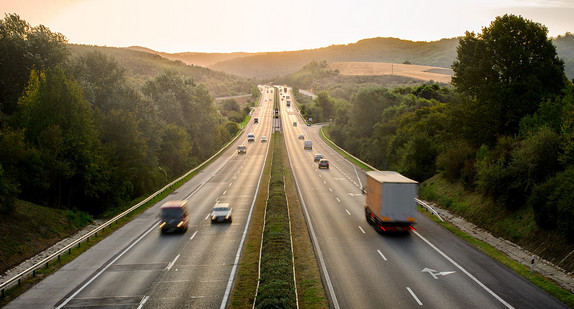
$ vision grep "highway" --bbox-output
[5,86,275,309]
[279,87,566,308]
[5,85,566,308]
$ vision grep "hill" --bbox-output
[67,44,253,97]
[208,37,459,79]
[127,46,252,67]
[135,35,573,81]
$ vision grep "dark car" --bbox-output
[318,159,329,169]
[160,200,189,233]
[314,154,324,162]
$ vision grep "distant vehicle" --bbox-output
[293,121,297,126]
[304,140,312,150]
[261,136,267,142]
[159,200,189,233]
[286,95,290,99]
[254,117,259,123]
[248,133,255,142]
[364,171,417,233]
[284,87,287,93]
[318,159,329,169]
[286,100,291,107]
[237,145,247,154]
[314,154,324,162]
[298,134,305,140]
[211,203,232,223]
[307,122,311,126]
[275,109,279,118]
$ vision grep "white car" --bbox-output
[211,204,232,223]
[261,136,267,142]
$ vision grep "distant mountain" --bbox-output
[127,46,252,67]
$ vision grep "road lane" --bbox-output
[280,87,565,308]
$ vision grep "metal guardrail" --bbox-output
[415,198,444,222]
[319,126,445,223]
[0,129,244,296]
[319,126,378,171]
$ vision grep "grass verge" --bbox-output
[319,126,373,171]
[229,132,328,308]
[419,177,574,308]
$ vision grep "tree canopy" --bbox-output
[452,14,567,144]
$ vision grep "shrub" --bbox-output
[529,166,574,241]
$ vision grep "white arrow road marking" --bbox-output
[422,267,456,279]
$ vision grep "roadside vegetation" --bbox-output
[0,14,254,219]
[304,14,574,275]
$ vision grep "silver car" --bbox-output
[211,203,232,223]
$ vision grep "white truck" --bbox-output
[364,171,417,233]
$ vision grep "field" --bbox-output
[329,62,453,84]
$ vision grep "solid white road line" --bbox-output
[358,226,366,234]
[407,287,423,305]
[413,230,514,309]
[55,221,160,309]
[165,254,180,271]
[136,295,149,309]
[189,231,198,240]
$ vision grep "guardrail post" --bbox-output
[58,254,61,261]
[32,269,35,277]
[45,262,49,268]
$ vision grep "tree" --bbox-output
[0,14,69,116]
[17,68,110,211]
[452,14,567,144]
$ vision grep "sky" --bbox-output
[1,0,574,53]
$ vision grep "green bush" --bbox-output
[529,166,574,240]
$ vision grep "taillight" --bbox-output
[410,226,416,231]
[159,222,166,228]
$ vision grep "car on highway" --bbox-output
[247,133,255,142]
[237,145,247,154]
[211,203,232,223]
[304,140,312,150]
[159,200,189,233]
[318,159,329,169]
[293,121,297,126]
[261,136,267,142]
[314,154,324,162]
[298,134,305,140]
[254,117,259,123]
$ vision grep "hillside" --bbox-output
[127,46,252,67]
[209,37,459,78]
[67,44,253,97]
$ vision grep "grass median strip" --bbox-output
[230,132,328,308]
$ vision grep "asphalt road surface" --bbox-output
[6,86,566,308]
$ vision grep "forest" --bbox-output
[0,14,249,215]
[297,15,574,243]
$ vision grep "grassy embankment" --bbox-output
[420,176,574,307]
[229,132,328,308]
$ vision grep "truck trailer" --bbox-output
[364,171,417,233]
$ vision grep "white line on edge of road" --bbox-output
[165,254,180,271]
[407,287,423,305]
[55,221,160,309]
[377,250,387,261]
[137,295,149,309]
[412,230,514,309]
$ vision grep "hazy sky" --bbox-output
[1,0,573,53]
